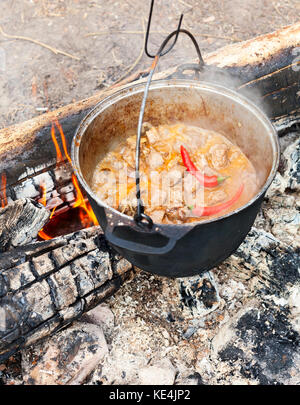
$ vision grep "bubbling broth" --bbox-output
[91,123,259,224]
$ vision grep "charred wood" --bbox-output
[3,161,76,226]
[0,198,49,252]
[0,226,134,363]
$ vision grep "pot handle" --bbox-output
[104,222,191,256]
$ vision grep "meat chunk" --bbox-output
[169,186,185,207]
[93,169,113,185]
[149,209,165,223]
[151,189,168,207]
[126,136,136,148]
[142,122,153,133]
[145,125,160,144]
[207,189,227,205]
[149,151,164,170]
[110,155,125,170]
[184,126,209,148]
[194,154,218,176]
[166,167,184,185]
[165,207,189,223]
[122,148,135,168]
[209,143,229,169]
[118,187,137,215]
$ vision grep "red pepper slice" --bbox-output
[180,145,227,188]
[191,184,244,217]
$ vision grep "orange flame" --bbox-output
[72,173,98,226]
[37,184,55,240]
[54,118,72,164]
[38,202,57,240]
[39,184,47,207]
[38,228,53,240]
[0,173,7,208]
[51,123,63,163]
[38,120,98,240]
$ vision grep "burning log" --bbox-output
[0,198,49,252]
[0,225,134,363]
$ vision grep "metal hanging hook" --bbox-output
[157,28,204,66]
[145,0,184,58]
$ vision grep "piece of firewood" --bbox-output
[0,226,134,363]
[0,198,49,252]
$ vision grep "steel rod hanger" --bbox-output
[145,0,184,58]
[134,0,205,228]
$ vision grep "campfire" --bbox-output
[1,119,98,241]
[36,119,98,240]
[0,12,299,385]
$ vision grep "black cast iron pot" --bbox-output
[71,80,279,278]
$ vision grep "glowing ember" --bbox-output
[72,173,98,227]
[0,173,7,208]
[37,184,56,240]
[37,120,98,240]
[39,184,47,207]
[38,228,52,241]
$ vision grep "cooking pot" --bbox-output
[71,79,279,277]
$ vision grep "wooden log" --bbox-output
[4,160,76,226]
[0,198,49,252]
[0,22,300,190]
[0,226,134,363]
[205,22,300,127]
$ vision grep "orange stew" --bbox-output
[92,123,259,224]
